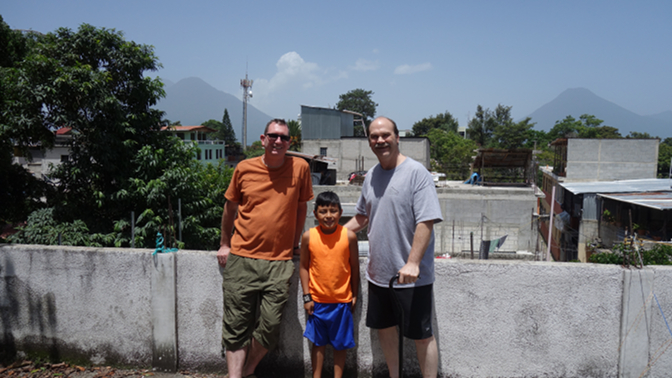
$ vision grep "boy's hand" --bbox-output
[350,297,357,312]
[304,301,314,315]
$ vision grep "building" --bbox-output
[299,105,430,182]
[12,127,72,179]
[160,125,224,166]
[539,138,660,261]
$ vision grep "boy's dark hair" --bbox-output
[315,191,342,211]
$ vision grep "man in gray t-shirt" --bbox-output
[345,116,443,378]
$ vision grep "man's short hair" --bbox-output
[367,116,399,137]
[264,118,288,134]
[315,191,342,211]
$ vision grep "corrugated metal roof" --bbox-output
[598,192,672,210]
[560,179,672,195]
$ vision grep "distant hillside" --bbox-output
[156,77,272,144]
[526,88,671,138]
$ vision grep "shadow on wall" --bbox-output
[1,255,59,364]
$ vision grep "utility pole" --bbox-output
[240,70,253,152]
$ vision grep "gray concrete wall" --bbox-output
[3,245,671,377]
[566,139,659,181]
[311,184,539,254]
[303,138,430,181]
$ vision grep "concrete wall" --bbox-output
[566,139,659,182]
[311,184,539,254]
[4,245,671,377]
[302,138,430,181]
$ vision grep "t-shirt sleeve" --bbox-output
[224,166,242,202]
[298,160,314,202]
[413,168,443,225]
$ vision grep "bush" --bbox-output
[589,242,672,266]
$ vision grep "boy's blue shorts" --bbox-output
[304,302,355,350]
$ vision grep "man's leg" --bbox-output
[242,337,268,377]
[415,335,438,378]
[377,326,400,378]
[225,347,247,378]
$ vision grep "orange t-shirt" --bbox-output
[308,225,353,303]
[225,156,313,260]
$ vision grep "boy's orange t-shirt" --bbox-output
[225,156,314,260]
[308,225,353,303]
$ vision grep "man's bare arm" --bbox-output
[217,200,238,267]
[397,220,434,284]
[343,213,369,233]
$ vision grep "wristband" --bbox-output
[302,294,313,304]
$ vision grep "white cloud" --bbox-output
[351,58,380,72]
[394,62,433,75]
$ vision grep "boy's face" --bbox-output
[314,204,342,234]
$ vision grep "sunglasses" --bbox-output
[266,133,291,142]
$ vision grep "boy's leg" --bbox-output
[311,345,326,378]
[415,335,438,378]
[333,348,347,378]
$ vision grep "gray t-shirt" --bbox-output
[356,157,443,288]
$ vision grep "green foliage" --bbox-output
[287,119,301,151]
[658,142,672,178]
[466,104,535,149]
[548,114,621,140]
[412,112,458,136]
[626,131,654,139]
[336,89,378,137]
[427,129,478,180]
[9,208,108,247]
[589,242,672,266]
[244,141,264,159]
[466,105,496,146]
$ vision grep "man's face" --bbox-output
[368,118,399,161]
[261,122,290,157]
[314,204,342,234]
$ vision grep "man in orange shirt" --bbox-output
[217,119,314,378]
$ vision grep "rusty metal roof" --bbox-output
[471,148,533,169]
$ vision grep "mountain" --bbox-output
[526,88,671,138]
[156,77,272,144]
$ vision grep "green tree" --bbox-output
[1,23,166,231]
[659,141,672,178]
[626,131,654,139]
[287,119,301,151]
[466,105,496,146]
[215,109,237,146]
[336,89,378,137]
[412,112,458,136]
[427,129,478,180]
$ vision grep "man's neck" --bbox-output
[379,152,406,170]
[263,154,285,168]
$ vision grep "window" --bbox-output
[60,155,69,162]
[320,147,327,156]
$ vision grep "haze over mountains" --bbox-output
[157,78,672,143]
[527,88,671,137]
[157,77,272,143]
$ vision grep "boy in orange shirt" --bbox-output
[299,191,360,378]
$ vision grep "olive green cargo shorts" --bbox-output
[221,254,294,351]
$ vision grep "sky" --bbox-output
[4,0,672,131]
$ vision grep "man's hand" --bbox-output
[304,301,314,315]
[351,296,357,312]
[397,262,420,284]
[217,245,230,268]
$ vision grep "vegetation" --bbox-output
[589,242,672,266]
[412,112,458,136]
[1,19,232,250]
[336,89,378,136]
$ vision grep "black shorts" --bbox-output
[366,281,433,340]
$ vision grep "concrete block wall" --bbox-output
[303,139,430,182]
[310,185,538,255]
[566,139,659,181]
[4,245,671,377]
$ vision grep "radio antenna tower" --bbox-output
[240,67,253,151]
